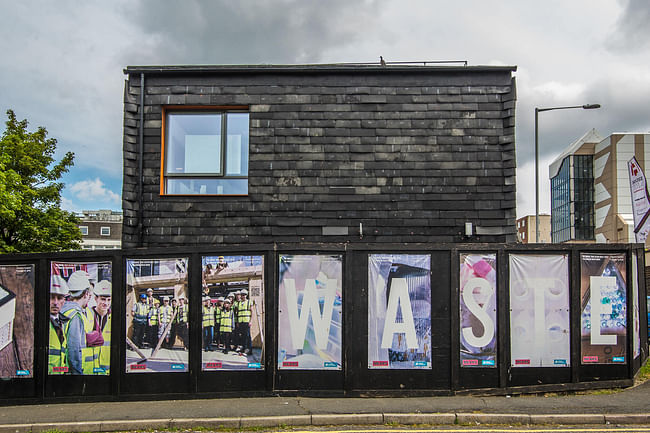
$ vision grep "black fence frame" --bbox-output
[0,242,647,403]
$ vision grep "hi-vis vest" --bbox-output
[48,319,66,374]
[62,308,96,375]
[94,312,111,375]
[214,306,222,328]
[134,302,149,323]
[176,304,188,324]
[160,305,174,324]
[220,310,233,333]
[236,299,251,323]
[202,305,214,328]
[149,307,159,326]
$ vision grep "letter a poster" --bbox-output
[368,254,431,369]
[459,253,497,367]
[580,253,627,365]
[278,254,342,370]
[509,254,570,367]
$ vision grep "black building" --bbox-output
[122,63,517,248]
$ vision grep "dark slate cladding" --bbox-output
[122,65,517,247]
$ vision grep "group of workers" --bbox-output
[202,289,253,355]
[131,288,189,350]
[48,271,112,375]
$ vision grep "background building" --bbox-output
[549,130,650,243]
[77,209,122,250]
[516,214,550,243]
[121,63,517,248]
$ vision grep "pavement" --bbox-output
[2,380,650,432]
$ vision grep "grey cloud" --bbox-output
[607,0,650,52]
[124,0,388,65]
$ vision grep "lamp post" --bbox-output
[535,104,601,243]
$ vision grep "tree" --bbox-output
[0,110,82,253]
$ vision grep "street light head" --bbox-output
[582,104,601,109]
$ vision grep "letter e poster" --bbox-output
[278,255,342,370]
[580,253,627,365]
[459,253,497,368]
[368,254,431,369]
[509,254,570,367]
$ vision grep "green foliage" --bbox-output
[0,109,81,253]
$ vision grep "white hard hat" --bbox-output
[50,275,69,296]
[162,296,170,301]
[67,271,91,296]
[241,289,248,295]
[93,280,112,297]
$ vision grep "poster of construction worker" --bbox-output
[580,253,627,365]
[278,254,342,370]
[0,265,34,378]
[368,254,431,369]
[509,254,570,368]
[49,261,112,375]
[125,257,189,373]
[201,255,264,371]
[459,253,497,368]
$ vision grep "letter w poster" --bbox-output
[278,255,342,370]
[368,254,431,369]
[459,253,497,367]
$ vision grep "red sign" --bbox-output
[205,362,222,369]
[130,364,146,370]
[515,359,530,365]
[282,361,299,367]
[52,366,68,373]
[372,361,389,366]
[462,359,479,366]
[583,356,599,363]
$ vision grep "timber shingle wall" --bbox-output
[122,66,517,247]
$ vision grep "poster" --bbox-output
[459,253,497,367]
[126,258,189,373]
[0,265,34,378]
[580,253,627,364]
[627,156,650,243]
[278,254,342,370]
[509,254,570,367]
[368,254,431,369]
[201,255,264,371]
[632,254,640,359]
[49,261,112,375]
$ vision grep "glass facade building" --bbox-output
[550,155,595,243]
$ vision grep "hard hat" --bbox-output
[202,296,210,302]
[178,295,185,300]
[140,293,147,299]
[218,256,224,259]
[227,292,234,298]
[93,280,112,297]
[162,296,170,301]
[241,289,248,295]
[154,299,160,305]
[51,275,69,296]
[67,271,91,297]
[146,288,153,293]
[235,290,241,295]
[223,298,231,304]
[217,297,225,302]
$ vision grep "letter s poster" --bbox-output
[509,254,570,368]
[277,255,342,370]
[368,254,431,369]
[580,253,627,365]
[459,253,497,368]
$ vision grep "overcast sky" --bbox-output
[1,0,649,217]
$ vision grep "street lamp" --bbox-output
[534,104,601,243]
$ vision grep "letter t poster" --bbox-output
[277,255,342,370]
[368,254,431,369]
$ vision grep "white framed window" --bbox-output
[79,226,88,236]
[100,227,111,236]
[162,108,249,195]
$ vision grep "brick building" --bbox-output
[77,209,122,250]
[121,64,517,247]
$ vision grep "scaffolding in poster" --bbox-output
[125,258,189,373]
[368,254,431,369]
[509,254,570,367]
[459,253,497,367]
[277,254,342,370]
[580,253,627,365]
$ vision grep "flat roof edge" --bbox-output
[124,64,518,75]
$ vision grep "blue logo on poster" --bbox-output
[482,360,495,366]
[93,368,106,373]
[171,364,185,370]
[15,370,29,376]
[248,363,261,368]
[324,362,338,368]
[414,361,428,367]
[612,357,625,363]
[553,359,567,365]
